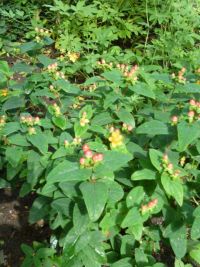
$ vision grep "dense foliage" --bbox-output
[1,0,200,266]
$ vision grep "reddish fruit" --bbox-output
[188,110,195,117]
[189,99,196,106]
[79,158,85,165]
[84,150,93,158]
[82,144,90,152]
[97,153,103,161]
[171,116,178,123]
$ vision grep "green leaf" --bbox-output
[137,120,169,135]
[95,150,132,174]
[91,112,113,126]
[126,186,145,208]
[149,149,163,172]
[47,161,91,184]
[37,54,55,67]
[169,224,187,259]
[8,134,29,146]
[178,121,200,151]
[111,258,133,267]
[102,69,122,83]
[52,116,67,130]
[73,203,90,235]
[191,217,200,240]
[2,122,21,136]
[0,178,10,189]
[80,181,108,222]
[117,108,135,128]
[5,146,23,167]
[161,173,183,206]
[129,83,155,99]
[131,169,156,181]
[3,96,25,111]
[27,133,48,154]
[189,247,200,264]
[121,207,142,228]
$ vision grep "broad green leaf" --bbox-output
[126,186,145,208]
[52,115,67,130]
[178,121,200,151]
[3,96,25,111]
[131,169,156,180]
[169,224,187,259]
[191,217,200,240]
[161,173,183,206]
[102,69,122,83]
[27,133,48,154]
[121,207,142,228]
[73,203,90,235]
[111,257,133,267]
[189,248,200,264]
[5,146,23,167]
[117,108,135,128]
[149,149,163,172]
[47,160,91,184]
[136,120,169,135]
[91,112,113,126]
[129,83,155,99]
[95,150,132,174]
[80,181,108,222]
[8,134,29,146]
[0,178,10,189]
[37,54,55,67]
[2,122,21,136]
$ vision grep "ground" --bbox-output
[0,188,50,267]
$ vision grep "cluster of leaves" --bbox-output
[1,29,200,266]
[1,0,200,67]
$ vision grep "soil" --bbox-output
[0,188,50,267]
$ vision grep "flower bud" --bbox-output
[189,99,196,106]
[84,150,93,158]
[82,144,90,152]
[79,157,85,165]
[171,116,178,125]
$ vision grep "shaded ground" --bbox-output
[0,188,50,267]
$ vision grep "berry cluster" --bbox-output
[52,103,61,117]
[0,89,9,97]
[79,144,103,168]
[171,67,186,84]
[80,111,90,127]
[0,115,6,129]
[47,63,65,80]
[117,64,138,82]
[67,51,80,63]
[141,199,158,215]
[122,123,133,132]
[35,27,50,43]
[20,115,40,126]
[188,99,200,122]
[28,127,36,135]
[162,154,181,179]
[109,128,123,148]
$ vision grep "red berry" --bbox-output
[171,116,178,123]
[188,110,195,117]
[79,157,85,165]
[84,150,93,158]
[82,144,90,152]
[97,153,103,161]
[189,99,196,106]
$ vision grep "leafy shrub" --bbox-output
[1,32,200,266]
